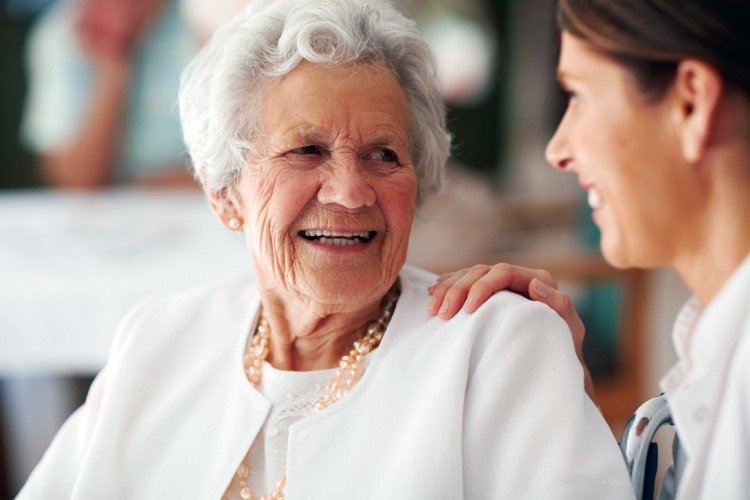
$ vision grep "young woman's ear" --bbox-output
[672,59,724,163]
[207,186,245,231]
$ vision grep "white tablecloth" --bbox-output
[0,188,250,375]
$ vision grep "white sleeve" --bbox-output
[15,302,145,498]
[462,300,635,499]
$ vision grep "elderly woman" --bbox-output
[431,0,750,498]
[18,0,632,498]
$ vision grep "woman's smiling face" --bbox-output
[545,32,696,269]
[229,62,416,307]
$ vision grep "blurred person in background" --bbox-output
[430,0,750,498]
[19,0,497,191]
[20,0,199,188]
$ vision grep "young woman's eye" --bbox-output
[560,90,580,114]
[291,145,321,155]
[370,148,398,163]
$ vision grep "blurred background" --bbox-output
[0,0,689,496]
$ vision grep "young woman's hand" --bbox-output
[427,264,597,404]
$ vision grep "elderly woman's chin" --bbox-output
[258,233,410,308]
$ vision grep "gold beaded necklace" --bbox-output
[226,284,400,500]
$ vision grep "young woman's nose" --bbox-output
[317,159,377,209]
[545,115,575,172]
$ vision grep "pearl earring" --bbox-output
[228,217,242,230]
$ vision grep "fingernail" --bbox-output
[532,279,550,298]
[465,294,477,309]
[426,296,438,311]
[438,300,451,315]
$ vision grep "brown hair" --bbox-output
[557,0,750,102]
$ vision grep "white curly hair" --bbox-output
[178,0,451,205]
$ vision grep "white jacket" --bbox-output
[19,265,633,499]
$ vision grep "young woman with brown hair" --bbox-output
[431,1,750,498]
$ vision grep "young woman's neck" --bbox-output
[675,155,750,304]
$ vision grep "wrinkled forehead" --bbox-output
[255,61,411,138]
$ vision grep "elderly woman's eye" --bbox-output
[370,148,398,163]
[291,145,322,155]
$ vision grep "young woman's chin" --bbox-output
[600,227,667,271]
[598,227,635,270]
[601,247,628,270]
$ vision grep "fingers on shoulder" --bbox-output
[431,265,493,318]
[444,265,496,307]
[528,285,585,340]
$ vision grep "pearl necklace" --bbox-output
[227,285,400,500]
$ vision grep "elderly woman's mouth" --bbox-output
[300,230,376,246]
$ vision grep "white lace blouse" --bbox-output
[224,357,373,497]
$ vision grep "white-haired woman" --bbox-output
[18,1,632,498]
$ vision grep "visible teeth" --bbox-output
[588,188,602,210]
[318,237,361,247]
[302,230,373,244]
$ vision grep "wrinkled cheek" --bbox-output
[381,185,417,278]
[388,216,414,266]
[246,178,298,289]
[261,219,296,287]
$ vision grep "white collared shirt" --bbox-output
[660,253,750,500]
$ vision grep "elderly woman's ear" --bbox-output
[207,186,245,231]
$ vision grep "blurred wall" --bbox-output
[0,3,45,189]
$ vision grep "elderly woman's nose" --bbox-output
[317,161,377,208]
